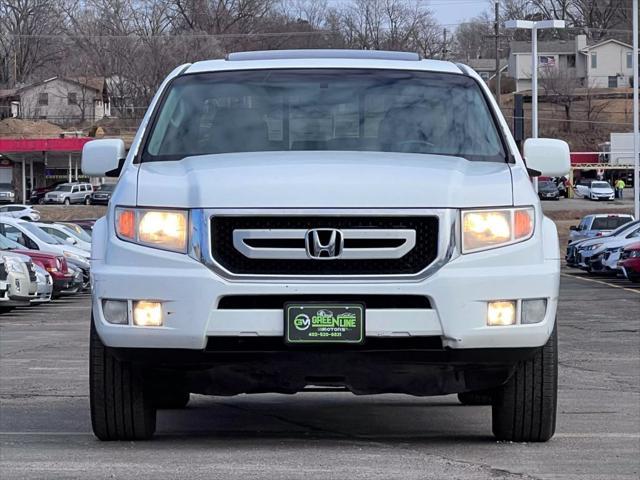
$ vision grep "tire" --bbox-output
[85,196,91,205]
[90,320,156,440]
[64,198,70,205]
[38,198,44,205]
[458,391,493,406]
[492,324,558,442]
[0,306,15,314]
[154,389,190,409]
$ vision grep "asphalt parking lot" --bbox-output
[1,276,638,480]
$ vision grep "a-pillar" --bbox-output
[68,154,72,182]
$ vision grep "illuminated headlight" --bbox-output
[487,301,516,326]
[133,301,163,327]
[2,256,27,274]
[116,208,188,253]
[462,207,534,253]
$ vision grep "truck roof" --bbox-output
[184,49,465,76]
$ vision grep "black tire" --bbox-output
[458,391,493,406]
[0,306,15,314]
[64,198,70,205]
[90,320,156,440]
[38,198,44,205]
[492,324,558,442]
[154,389,190,409]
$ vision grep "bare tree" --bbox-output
[539,65,581,131]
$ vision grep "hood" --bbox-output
[136,152,514,209]
[1,251,30,262]
[10,249,58,261]
[591,187,613,193]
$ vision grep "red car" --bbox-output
[0,234,76,296]
[618,242,640,283]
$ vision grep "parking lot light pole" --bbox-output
[633,0,638,220]
[505,19,566,139]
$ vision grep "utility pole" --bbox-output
[442,28,448,60]
[494,1,501,106]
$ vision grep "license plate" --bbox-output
[285,303,365,344]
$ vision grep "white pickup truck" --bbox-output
[82,50,570,442]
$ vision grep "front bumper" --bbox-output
[44,197,65,204]
[92,215,560,351]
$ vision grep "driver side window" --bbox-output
[3,225,38,250]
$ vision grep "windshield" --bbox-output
[143,69,506,162]
[539,181,555,188]
[591,182,611,189]
[54,185,73,192]
[62,223,92,242]
[591,216,633,230]
[97,184,115,192]
[21,222,61,244]
[609,219,639,236]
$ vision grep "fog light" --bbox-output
[102,299,128,325]
[487,301,516,326]
[133,301,163,327]
[522,299,547,324]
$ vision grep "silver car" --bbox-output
[32,264,53,304]
[0,253,38,311]
[44,183,94,205]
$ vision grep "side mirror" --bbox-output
[569,226,578,231]
[523,138,571,177]
[65,237,77,245]
[82,139,126,178]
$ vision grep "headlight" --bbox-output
[115,207,188,253]
[630,251,640,258]
[461,207,534,253]
[585,243,603,251]
[2,256,27,274]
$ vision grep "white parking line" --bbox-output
[562,273,640,295]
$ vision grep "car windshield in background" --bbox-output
[21,223,60,244]
[54,185,73,192]
[0,183,12,190]
[98,184,115,192]
[143,69,505,162]
[539,181,556,188]
[591,217,633,230]
[591,182,611,189]
[65,224,92,242]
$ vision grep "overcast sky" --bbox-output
[428,0,489,26]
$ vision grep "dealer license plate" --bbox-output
[284,303,365,344]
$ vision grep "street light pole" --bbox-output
[633,0,639,220]
[531,24,538,138]
[505,19,565,140]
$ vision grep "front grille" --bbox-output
[211,216,439,275]
[27,262,37,282]
[218,295,431,309]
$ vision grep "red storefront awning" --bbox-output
[0,137,93,153]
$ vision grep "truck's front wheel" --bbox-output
[90,320,156,440]
[492,324,558,442]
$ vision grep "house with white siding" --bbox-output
[16,77,111,125]
[508,35,635,92]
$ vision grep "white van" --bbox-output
[82,50,570,442]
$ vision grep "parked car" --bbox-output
[65,219,95,236]
[44,182,94,205]
[0,234,77,297]
[0,183,16,204]
[0,204,41,221]
[537,180,560,200]
[29,181,67,205]
[90,183,115,205]
[31,263,53,304]
[35,222,92,252]
[0,252,38,311]
[59,222,93,242]
[618,242,640,283]
[575,179,615,201]
[568,214,635,243]
[0,217,90,265]
[571,221,640,272]
[82,50,572,442]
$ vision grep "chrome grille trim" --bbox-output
[189,208,459,283]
